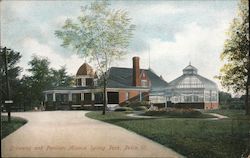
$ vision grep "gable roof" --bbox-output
[107,67,168,89]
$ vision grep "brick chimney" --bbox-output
[133,56,140,86]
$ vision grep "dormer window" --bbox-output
[75,63,96,87]
[86,78,94,86]
[76,78,82,86]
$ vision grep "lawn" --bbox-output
[1,115,27,139]
[205,109,250,118]
[86,110,250,158]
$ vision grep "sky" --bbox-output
[1,0,239,91]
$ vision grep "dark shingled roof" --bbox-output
[107,67,168,89]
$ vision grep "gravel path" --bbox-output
[1,111,183,158]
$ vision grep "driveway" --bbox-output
[1,111,183,158]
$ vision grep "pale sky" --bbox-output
[1,0,238,91]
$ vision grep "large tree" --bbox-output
[0,47,22,120]
[218,0,249,115]
[0,47,22,101]
[26,55,52,107]
[55,0,135,114]
[20,57,73,110]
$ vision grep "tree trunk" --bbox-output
[246,84,249,115]
[102,74,107,115]
[246,52,250,115]
[3,47,11,122]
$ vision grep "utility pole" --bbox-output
[2,47,12,122]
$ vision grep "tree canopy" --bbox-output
[217,0,249,114]
[55,0,135,114]
[0,47,22,106]
[51,66,74,87]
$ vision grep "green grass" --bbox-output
[205,109,250,118]
[86,111,250,158]
[1,115,27,139]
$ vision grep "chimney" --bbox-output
[133,56,140,86]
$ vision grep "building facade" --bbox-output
[43,57,219,110]
[165,64,219,109]
[43,57,168,110]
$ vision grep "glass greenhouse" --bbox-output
[165,64,219,109]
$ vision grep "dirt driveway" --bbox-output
[1,111,183,158]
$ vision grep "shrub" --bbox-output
[144,108,203,118]
[127,101,150,108]
[114,107,133,112]
[133,106,148,111]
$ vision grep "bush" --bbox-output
[133,106,148,111]
[144,108,203,118]
[126,101,150,108]
[219,102,244,110]
[114,107,133,112]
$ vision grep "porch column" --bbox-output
[81,92,84,101]
[68,93,72,101]
[45,93,48,102]
[139,91,142,101]
[52,93,56,102]
[192,90,194,102]
[91,92,95,101]
[165,96,168,108]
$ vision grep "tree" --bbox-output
[51,66,74,87]
[19,57,73,110]
[217,0,249,115]
[0,47,22,121]
[55,0,135,114]
[219,91,232,106]
[27,55,52,108]
[19,76,34,111]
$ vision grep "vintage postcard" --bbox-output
[1,0,249,158]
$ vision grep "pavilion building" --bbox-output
[43,57,219,110]
[43,57,168,110]
[164,64,219,109]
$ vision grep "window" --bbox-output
[86,78,93,86]
[204,90,211,102]
[177,76,204,88]
[211,91,217,101]
[76,78,82,86]
[184,96,192,102]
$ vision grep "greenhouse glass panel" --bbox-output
[177,76,204,88]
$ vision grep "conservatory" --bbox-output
[165,64,219,109]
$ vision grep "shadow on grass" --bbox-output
[103,117,158,124]
[1,116,27,139]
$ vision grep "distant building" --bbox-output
[165,64,219,109]
[43,57,219,110]
[43,57,167,110]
